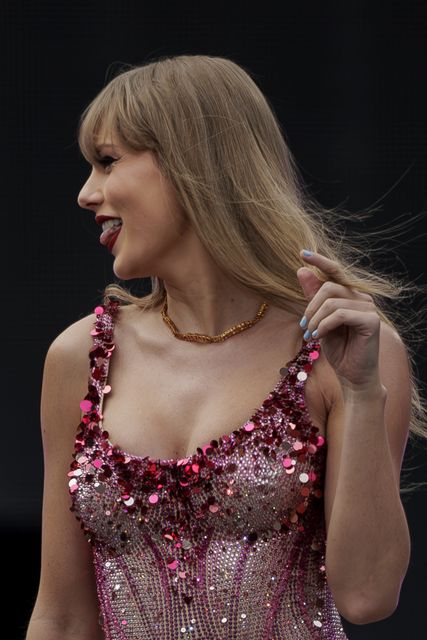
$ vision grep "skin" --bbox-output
[76,130,329,458]
[77,135,267,336]
[77,131,412,623]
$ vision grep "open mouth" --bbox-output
[100,221,123,249]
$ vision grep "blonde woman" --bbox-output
[26,55,426,640]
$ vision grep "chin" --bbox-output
[112,258,152,281]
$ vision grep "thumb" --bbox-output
[296,266,322,302]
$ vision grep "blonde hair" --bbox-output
[77,54,427,495]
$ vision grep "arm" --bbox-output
[26,314,105,640]
[26,618,103,640]
[323,322,411,624]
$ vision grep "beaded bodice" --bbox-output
[68,297,348,639]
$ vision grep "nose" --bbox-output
[77,176,103,211]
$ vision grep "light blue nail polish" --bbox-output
[302,250,313,257]
[312,329,318,338]
[303,329,311,341]
[299,315,307,328]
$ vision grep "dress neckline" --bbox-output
[97,298,323,467]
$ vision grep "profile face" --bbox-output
[77,132,190,280]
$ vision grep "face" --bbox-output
[77,136,191,281]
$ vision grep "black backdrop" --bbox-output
[4,1,427,638]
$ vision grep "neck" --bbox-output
[160,289,267,336]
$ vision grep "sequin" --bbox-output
[68,296,349,639]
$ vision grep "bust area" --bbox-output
[98,302,333,461]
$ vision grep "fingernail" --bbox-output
[312,329,318,338]
[303,329,311,341]
[299,315,307,328]
[302,250,313,257]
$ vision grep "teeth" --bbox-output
[101,219,122,232]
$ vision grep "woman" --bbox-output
[27,54,426,640]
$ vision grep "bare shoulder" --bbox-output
[46,306,113,395]
[50,309,96,354]
[49,301,133,361]
[32,305,116,633]
[41,310,100,447]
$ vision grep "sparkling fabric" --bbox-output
[68,296,349,639]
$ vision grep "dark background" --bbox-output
[3,1,427,638]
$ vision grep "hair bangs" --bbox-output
[77,72,157,166]
[77,90,124,165]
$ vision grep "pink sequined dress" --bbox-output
[68,296,349,639]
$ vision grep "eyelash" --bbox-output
[97,155,117,167]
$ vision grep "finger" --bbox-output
[303,281,373,324]
[299,251,375,308]
[307,307,380,341]
[299,250,344,277]
[304,299,377,340]
[356,291,375,302]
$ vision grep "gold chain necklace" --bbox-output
[160,297,269,343]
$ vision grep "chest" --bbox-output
[98,308,330,461]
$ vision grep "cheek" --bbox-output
[103,180,126,207]
[162,193,189,235]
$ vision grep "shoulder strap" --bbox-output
[289,337,321,386]
[79,296,120,423]
[275,337,321,398]
[273,337,322,436]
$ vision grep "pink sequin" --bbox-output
[68,296,348,639]
[79,399,92,412]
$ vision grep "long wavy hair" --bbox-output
[77,54,427,494]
